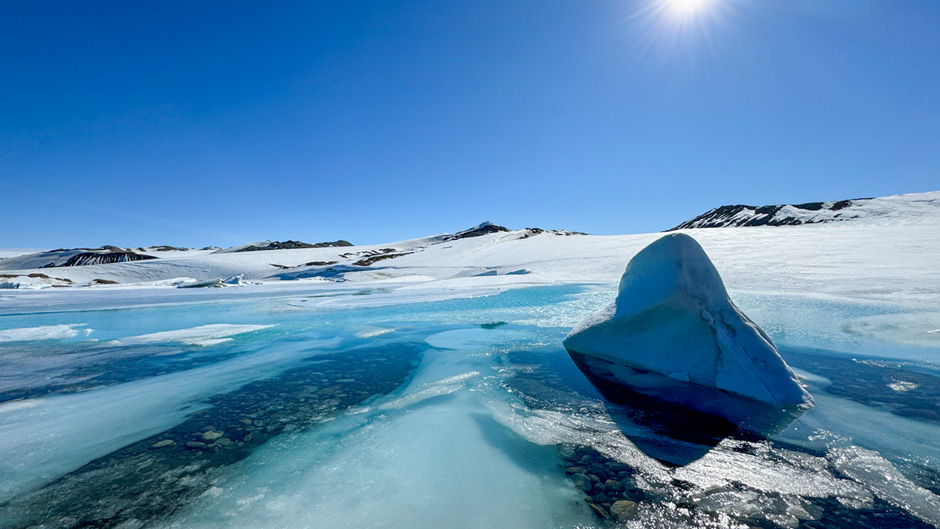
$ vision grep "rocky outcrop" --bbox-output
[670,200,863,229]
[57,252,157,267]
[230,240,353,252]
[444,222,510,241]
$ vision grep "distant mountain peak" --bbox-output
[447,222,510,240]
[669,191,940,230]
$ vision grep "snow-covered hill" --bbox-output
[671,191,940,229]
[1,192,939,305]
[0,248,157,270]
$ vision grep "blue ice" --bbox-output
[0,285,938,528]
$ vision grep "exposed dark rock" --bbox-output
[97,245,127,252]
[64,252,155,267]
[314,240,353,248]
[353,252,412,267]
[669,197,875,230]
[518,228,588,239]
[232,240,353,252]
[137,245,189,252]
[793,201,825,211]
[43,251,157,268]
[49,245,130,253]
[24,273,71,283]
[91,278,119,285]
[269,261,339,270]
[444,222,510,241]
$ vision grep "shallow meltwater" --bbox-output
[0,285,939,529]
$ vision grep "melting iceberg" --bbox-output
[563,233,813,414]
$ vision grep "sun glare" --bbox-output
[662,0,716,19]
[621,0,731,57]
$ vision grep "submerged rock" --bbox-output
[563,233,812,410]
[610,500,638,521]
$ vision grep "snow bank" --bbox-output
[563,233,813,409]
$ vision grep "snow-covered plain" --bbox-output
[1,193,938,305]
[1,191,939,529]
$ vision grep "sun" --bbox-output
[623,0,733,57]
[661,0,717,19]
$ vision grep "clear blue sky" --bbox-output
[2,0,938,248]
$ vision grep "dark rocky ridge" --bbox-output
[353,249,413,266]
[518,227,588,239]
[17,250,159,269]
[231,240,353,252]
[443,221,510,241]
[48,245,132,253]
[0,247,160,270]
[55,251,157,267]
[137,245,190,252]
[670,198,869,230]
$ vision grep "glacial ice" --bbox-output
[2,283,939,528]
[152,327,592,529]
[0,335,341,503]
[563,233,813,409]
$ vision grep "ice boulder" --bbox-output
[563,233,812,410]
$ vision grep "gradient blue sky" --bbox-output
[2,0,938,248]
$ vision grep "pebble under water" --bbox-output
[0,285,938,529]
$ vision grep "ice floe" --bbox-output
[564,233,812,410]
[109,324,275,347]
[0,324,91,342]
